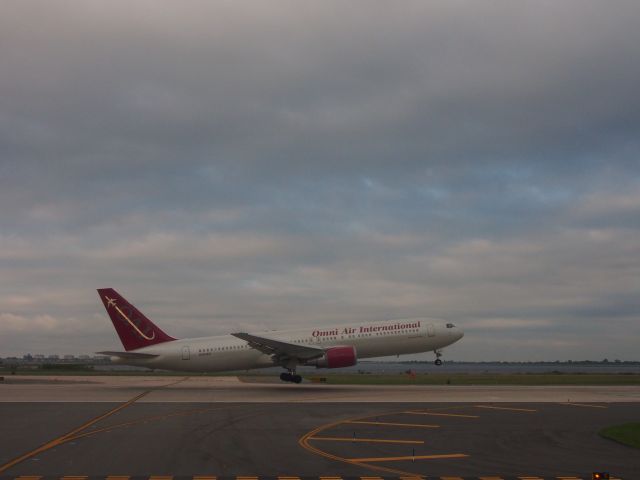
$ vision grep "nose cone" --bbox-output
[454,327,464,342]
[443,322,464,345]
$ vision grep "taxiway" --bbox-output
[0,376,638,479]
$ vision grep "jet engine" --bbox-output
[306,345,357,368]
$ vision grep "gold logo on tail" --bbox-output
[105,296,156,340]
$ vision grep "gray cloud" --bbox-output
[1,1,639,360]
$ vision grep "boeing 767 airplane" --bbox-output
[97,288,464,383]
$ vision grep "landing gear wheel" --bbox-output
[280,371,301,383]
[434,349,443,366]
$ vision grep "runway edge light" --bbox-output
[592,473,610,479]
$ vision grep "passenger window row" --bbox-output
[197,327,423,354]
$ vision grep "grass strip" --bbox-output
[303,373,640,385]
[599,423,640,449]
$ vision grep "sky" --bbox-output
[1,1,639,361]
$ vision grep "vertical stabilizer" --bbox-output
[97,288,176,351]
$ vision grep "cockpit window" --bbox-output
[446,323,455,328]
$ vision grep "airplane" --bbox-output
[97,287,464,383]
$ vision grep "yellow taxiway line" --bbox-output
[66,404,249,442]
[298,406,474,477]
[561,402,608,408]
[474,405,537,412]
[345,420,440,428]
[404,411,479,418]
[0,377,191,475]
[300,414,436,477]
[348,453,469,462]
[0,390,150,474]
[310,436,424,444]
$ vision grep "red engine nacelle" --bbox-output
[308,346,357,369]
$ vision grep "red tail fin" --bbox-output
[97,288,176,351]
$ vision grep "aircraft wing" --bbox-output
[231,332,325,360]
[96,351,159,359]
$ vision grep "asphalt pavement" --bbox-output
[0,400,637,479]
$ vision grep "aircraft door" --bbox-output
[182,346,190,360]
[427,324,435,337]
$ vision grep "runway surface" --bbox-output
[0,377,638,479]
[2,375,640,403]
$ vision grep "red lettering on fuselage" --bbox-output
[312,328,339,337]
[359,321,421,333]
[312,321,421,338]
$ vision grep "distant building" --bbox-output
[47,354,59,360]
[63,355,75,360]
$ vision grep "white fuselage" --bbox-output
[110,318,463,372]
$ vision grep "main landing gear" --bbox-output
[280,371,302,384]
[434,349,443,366]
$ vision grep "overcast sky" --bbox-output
[1,1,639,361]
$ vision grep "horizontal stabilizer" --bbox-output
[96,351,158,359]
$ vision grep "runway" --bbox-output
[0,376,638,479]
[2,375,640,403]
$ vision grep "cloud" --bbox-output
[0,1,639,360]
[0,313,61,333]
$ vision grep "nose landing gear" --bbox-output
[280,371,302,383]
[434,349,443,366]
